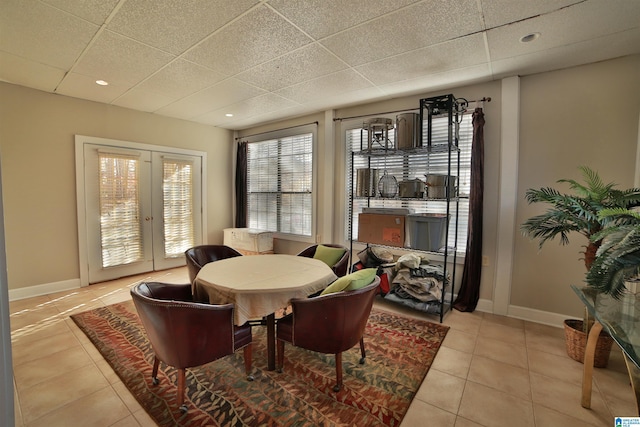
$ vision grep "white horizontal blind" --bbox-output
[98,152,143,267]
[162,157,195,258]
[346,113,472,253]
[247,132,313,236]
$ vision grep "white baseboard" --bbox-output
[475,298,493,313]
[9,279,81,301]
[507,304,575,328]
[468,298,574,329]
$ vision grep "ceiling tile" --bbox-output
[487,0,640,61]
[269,0,421,39]
[155,78,266,120]
[0,0,99,70]
[377,64,492,97]
[235,43,348,91]
[0,51,66,92]
[42,0,120,25]
[184,5,313,76]
[491,28,640,79]
[55,72,129,103]
[134,59,226,100]
[276,69,374,104]
[112,88,176,113]
[219,107,303,130]
[320,0,483,66]
[107,0,259,55]
[196,93,299,126]
[297,86,386,113]
[480,0,580,28]
[72,30,176,87]
[356,34,487,85]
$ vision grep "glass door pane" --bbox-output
[152,152,202,271]
[85,145,153,283]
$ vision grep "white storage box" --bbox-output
[223,228,274,254]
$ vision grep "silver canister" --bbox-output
[425,174,457,198]
[395,113,421,150]
[398,178,425,198]
[356,168,379,197]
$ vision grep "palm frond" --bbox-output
[587,220,640,297]
[523,166,640,288]
[523,167,640,249]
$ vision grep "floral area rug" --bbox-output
[71,301,449,426]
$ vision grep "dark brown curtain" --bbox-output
[454,108,485,312]
[235,141,248,228]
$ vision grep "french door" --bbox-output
[80,140,203,284]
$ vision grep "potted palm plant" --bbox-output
[586,208,640,298]
[521,166,640,366]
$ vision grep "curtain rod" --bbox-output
[333,108,418,122]
[458,97,492,109]
[333,96,491,122]
[234,121,319,141]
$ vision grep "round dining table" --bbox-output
[193,254,338,370]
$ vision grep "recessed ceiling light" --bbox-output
[95,80,109,86]
[225,113,234,117]
[520,32,541,43]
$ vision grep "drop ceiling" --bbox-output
[1,0,639,130]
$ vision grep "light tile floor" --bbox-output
[9,267,638,426]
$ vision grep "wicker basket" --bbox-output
[564,319,614,368]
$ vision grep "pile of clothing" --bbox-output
[383,253,449,314]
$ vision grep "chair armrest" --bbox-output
[137,282,194,301]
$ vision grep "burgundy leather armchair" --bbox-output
[297,243,350,277]
[185,245,243,284]
[131,282,252,412]
[276,276,380,392]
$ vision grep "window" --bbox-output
[98,151,143,267]
[345,113,472,253]
[246,125,316,237]
[161,157,195,258]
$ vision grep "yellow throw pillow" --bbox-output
[320,268,377,295]
[313,244,346,267]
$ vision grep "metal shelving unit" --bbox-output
[347,94,465,322]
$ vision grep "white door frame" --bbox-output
[75,135,208,287]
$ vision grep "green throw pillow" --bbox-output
[344,268,377,291]
[319,275,352,295]
[313,244,346,268]
[320,268,377,295]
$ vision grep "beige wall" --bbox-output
[513,55,640,318]
[0,82,233,291]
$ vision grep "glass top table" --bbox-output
[572,284,640,369]
[571,284,640,414]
